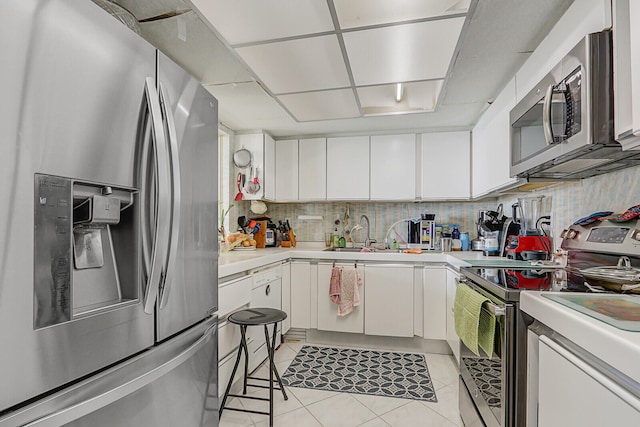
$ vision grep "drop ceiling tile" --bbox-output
[343,18,465,86]
[204,81,290,129]
[357,80,444,115]
[236,35,351,94]
[278,89,360,121]
[190,0,334,45]
[334,0,470,29]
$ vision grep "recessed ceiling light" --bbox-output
[395,83,404,102]
[358,80,444,116]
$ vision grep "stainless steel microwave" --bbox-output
[510,30,640,179]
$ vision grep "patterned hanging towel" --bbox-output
[338,268,361,316]
[329,266,342,305]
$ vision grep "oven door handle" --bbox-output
[485,302,506,316]
[456,276,506,316]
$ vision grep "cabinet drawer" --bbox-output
[218,319,241,360]
[219,276,252,318]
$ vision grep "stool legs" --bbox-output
[219,319,288,426]
[265,323,288,400]
[240,325,249,395]
[263,322,288,426]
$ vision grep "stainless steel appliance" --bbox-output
[457,218,640,427]
[510,30,640,180]
[0,1,219,425]
[408,216,436,250]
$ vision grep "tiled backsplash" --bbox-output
[499,164,640,249]
[229,164,640,247]
[233,200,499,243]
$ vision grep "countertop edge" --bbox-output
[218,246,518,278]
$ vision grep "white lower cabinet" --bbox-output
[423,267,447,340]
[537,336,640,426]
[364,264,414,337]
[281,261,291,334]
[290,261,312,329]
[316,262,365,334]
[445,268,461,364]
[218,319,242,397]
[217,274,252,397]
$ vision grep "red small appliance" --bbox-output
[505,234,551,260]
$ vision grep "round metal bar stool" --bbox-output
[219,308,288,426]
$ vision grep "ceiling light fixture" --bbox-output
[395,83,403,102]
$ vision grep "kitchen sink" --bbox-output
[323,247,365,252]
[322,247,404,253]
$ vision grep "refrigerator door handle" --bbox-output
[21,322,217,427]
[157,82,181,309]
[141,77,171,314]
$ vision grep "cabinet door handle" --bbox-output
[266,284,271,296]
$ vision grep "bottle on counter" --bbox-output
[451,226,462,251]
[338,235,346,248]
[332,228,340,247]
[451,226,460,240]
[460,232,470,251]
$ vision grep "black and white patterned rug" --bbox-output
[281,345,438,402]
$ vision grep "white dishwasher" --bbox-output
[246,264,282,372]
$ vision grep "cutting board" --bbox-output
[543,294,640,332]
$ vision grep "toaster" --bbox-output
[265,229,276,247]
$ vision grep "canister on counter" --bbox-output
[460,232,470,251]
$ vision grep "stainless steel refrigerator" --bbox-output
[0,1,219,425]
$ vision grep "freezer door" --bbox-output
[155,53,219,341]
[0,0,156,412]
[0,318,218,427]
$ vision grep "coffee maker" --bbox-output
[408,214,436,249]
[476,208,505,256]
[505,196,552,260]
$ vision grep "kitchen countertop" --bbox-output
[218,242,523,278]
[521,291,640,384]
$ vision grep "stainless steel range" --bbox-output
[457,217,640,427]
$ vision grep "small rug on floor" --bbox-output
[281,345,438,402]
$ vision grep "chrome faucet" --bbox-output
[359,215,375,247]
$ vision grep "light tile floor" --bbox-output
[219,342,462,427]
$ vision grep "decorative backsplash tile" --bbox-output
[232,200,499,243]
[498,164,640,249]
[228,164,640,248]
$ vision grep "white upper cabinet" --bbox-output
[472,78,518,198]
[298,138,327,200]
[421,131,470,199]
[613,0,640,149]
[235,133,269,200]
[263,134,275,200]
[370,134,416,200]
[326,136,370,200]
[275,139,298,201]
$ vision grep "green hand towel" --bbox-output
[454,283,497,357]
[478,306,496,358]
